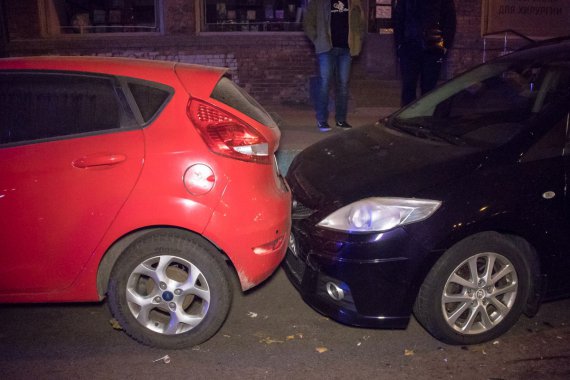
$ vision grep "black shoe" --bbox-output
[336,121,352,129]
[318,121,332,132]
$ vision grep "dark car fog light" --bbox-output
[326,282,345,301]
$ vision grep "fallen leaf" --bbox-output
[248,312,258,318]
[468,347,487,355]
[259,337,284,344]
[315,347,328,353]
[153,355,171,364]
[285,333,304,340]
[404,349,414,356]
[109,318,123,330]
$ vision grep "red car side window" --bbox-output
[0,73,122,145]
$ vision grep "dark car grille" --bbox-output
[284,250,306,285]
[292,199,315,220]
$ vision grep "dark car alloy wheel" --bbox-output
[441,251,518,335]
[107,230,232,349]
[414,232,533,345]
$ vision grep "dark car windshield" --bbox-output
[389,57,570,147]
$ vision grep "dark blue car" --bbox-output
[284,37,570,345]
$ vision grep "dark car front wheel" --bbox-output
[414,232,532,345]
[107,230,232,349]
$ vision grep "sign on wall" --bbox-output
[482,0,570,38]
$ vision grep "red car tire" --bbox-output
[107,229,232,349]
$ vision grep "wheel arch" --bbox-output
[411,230,544,318]
[413,230,542,344]
[96,226,235,298]
[503,232,544,316]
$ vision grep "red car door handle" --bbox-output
[72,154,127,168]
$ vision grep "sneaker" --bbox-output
[335,121,353,129]
[317,121,332,132]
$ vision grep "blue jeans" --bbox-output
[316,47,352,124]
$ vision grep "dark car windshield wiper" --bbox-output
[388,119,465,145]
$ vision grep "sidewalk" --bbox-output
[269,104,399,174]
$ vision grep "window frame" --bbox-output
[38,0,164,38]
[198,0,307,34]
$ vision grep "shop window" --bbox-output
[41,0,161,35]
[368,0,394,34]
[202,0,307,32]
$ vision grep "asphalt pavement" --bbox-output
[267,77,401,174]
[1,269,569,379]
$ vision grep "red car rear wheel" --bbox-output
[107,230,232,349]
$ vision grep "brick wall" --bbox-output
[2,0,524,107]
[157,34,317,105]
[5,1,40,39]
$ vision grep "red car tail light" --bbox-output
[188,99,270,164]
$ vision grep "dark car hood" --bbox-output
[287,123,486,210]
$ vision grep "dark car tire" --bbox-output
[107,230,232,349]
[414,232,532,345]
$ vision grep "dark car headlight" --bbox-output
[317,197,441,233]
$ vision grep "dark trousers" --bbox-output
[399,44,443,106]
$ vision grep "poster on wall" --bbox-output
[482,0,570,39]
[376,6,391,19]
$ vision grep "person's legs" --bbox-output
[399,45,422,106]
[316,51,334,126]
[334,47,352,124]
[420,52,443,95]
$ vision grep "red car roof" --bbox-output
[0,55,228,99]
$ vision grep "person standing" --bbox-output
[393,0,456,106]
[304,0,365,131]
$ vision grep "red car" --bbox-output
[0,56,291,348]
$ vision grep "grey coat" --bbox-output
[303,0,365,57]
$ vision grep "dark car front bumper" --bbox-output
[283,225,435,329]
